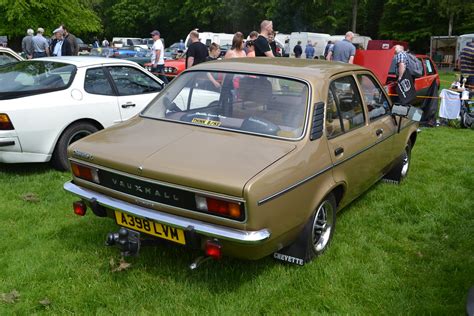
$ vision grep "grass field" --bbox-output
[0,126,473,314]
[0,70,470,314]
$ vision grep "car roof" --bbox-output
[189,58,366,82]
[33,56,139,68]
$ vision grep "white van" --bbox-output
[289,32,330,58]
[457,34,474,65]
[185,32,234,49]
[112,37,149,49]
[329,34,372,50]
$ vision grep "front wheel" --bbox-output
[304,193,337,261]
[51,122,99,171]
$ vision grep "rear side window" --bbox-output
[357,74,390,121]
[108,66,162,96]
[325,76,365,137]
[84,67,114,96]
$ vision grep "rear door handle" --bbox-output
[376,128,384,136]
[121,102,136,108]
[334,147,344,156]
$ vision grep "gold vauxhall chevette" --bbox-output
[64,58,419,267]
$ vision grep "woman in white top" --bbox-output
[225,32,246,59]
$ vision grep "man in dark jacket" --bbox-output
[63,26,79,56]
[50,28,72,56]
[293,41,303,58]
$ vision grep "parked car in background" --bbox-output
[112,37,149,50]
[76,38,91,55]
[0,47,23,65]
[0,57,164,170]
[64,58,420,266]
[145,56,186,81]
[354,48,440,124]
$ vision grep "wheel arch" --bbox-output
[49,118,104,155]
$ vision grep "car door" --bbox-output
[82,67,122,125]
[356,73,399,176]
[325,75,381,202]
[106,65,163,121]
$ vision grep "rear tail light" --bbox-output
[0,114,14,130]
[195,195,243,220]
[71,162,99,183]
[73,200,87,216]
[205,239,222,259]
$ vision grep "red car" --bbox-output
[354,48,440,124]
[145,58,186,81]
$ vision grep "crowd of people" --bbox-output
[21,26,81,59]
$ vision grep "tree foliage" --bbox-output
[0,0,101,37]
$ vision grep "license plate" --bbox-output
[114,211,186,245]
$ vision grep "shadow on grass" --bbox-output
[0,162,55,175]
[54,217,273,292]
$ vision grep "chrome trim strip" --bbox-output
[258,164,333,206]
[64,181,270,244]
[258,122,418,205]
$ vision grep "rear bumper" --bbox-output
[63,181,271,244]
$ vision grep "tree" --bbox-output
[0,0,102,37]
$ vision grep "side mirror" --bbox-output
[391,104,422,122]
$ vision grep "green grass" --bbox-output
[1,127,473,314]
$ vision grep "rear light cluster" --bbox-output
[195,195,244,220]
[0,114,14,130]
[71,162,100,183]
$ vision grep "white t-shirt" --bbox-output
[151,39,164,65]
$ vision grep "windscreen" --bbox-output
[142,71,309,139]
[0,61,76,96]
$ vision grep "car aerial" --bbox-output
[0,57,164,170]
[64,58,420,267]
[354,48,440,124]
[0,47,23,65]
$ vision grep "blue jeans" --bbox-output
[151,64,169,84]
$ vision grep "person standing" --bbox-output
[102,38,110,48]
[62,26,78,56]
[150,30,168,84]
[186,30,208,68]
[268,32,279,57]
[21,29,34,59]
[92,37,99,49]
[324,41,334,59]
[283,38,290,57]
[394,44,415,105]
[293,41,302,58]
[305,40,315,59]
[254,20,274,57]
[32,28,50,58]
[206,43,221,61]
[225,32,246,59]
[460,40,474,87]
[50,28,72,56]
[246,40,256,58]
[327,31,355,63]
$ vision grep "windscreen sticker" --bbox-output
[191,118,221,127]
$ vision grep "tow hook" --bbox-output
[106,228,140,257]
[189,256,214,270]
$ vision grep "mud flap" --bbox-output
[273,219,313,266]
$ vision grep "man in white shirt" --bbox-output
[150,30,168,84]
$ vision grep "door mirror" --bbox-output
[391,104,422,122]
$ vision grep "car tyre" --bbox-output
[51,122,98,171]
[383,140,412,184]
[304,193,337,262]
